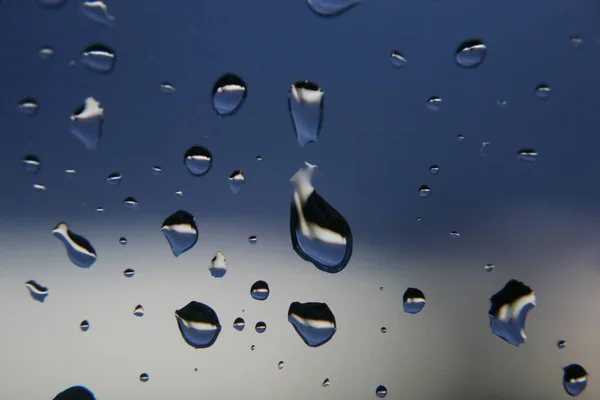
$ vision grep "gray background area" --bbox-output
[1,0,600,399]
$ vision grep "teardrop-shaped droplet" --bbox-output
[288,301,337,347]
[250,280,270,301]
[52,222,97,268]
[426,96,442,111]
[175,301,222,349]
[288,80,324,147]
[209,251,227,278]
[255,321,267,333]
[133,304,144,317]
[418,185,430,198]
[290,164,352,273]
[106,172,121,185]
[456,40,487,68]
[307,0,359,16]
[376,385,388,398]
[228,170,245,194]
[53,386,96,400]
[563,364,588,397]
[123,268,135,278]
[80,320,90,332]
[535,83,551,99]
[488,279,536,347]
[25,280,49,303]
[161,210,198,257]
[403,288,426,314]
[81,44,116,73]
[557,339,567,349]
[390,50,407,67]
[212,73,247,116]
[80,1,115,26]
[184,146,212,176]
[70,97,104,151]
[22,155,41,174]
[139,373,149,383]
[18,97,39,116]
[517,148,537,162]
[233,317,245,331]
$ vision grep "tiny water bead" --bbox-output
[70,97,104,151]
[255,321,267,333]
[106,172,122,185]
[535,83,551,99]
[175,190,183,196]
[390,50,407,67]
[209,251,227,278]
[449,231,460,238]
[457,134,465,142]
[123,196,139,209]
[517,148,538,162]
[497,100,508,108]
[456,39,487,68]
[33,183,47,192]
[160,82,176,93]
[161,210,199,257]
[228,170,245,194]
[403,288,426,314]
[288,301,337,347]
[80,1,115,26]
[184,146,212,176]
[248,235,258,244]
[119,237,127,245]
[18,98,39,116]
[22,155,41,174]
[233,317,245,331]
[53,386,96,400]
[52,222,97,269]
[81,44,116,73]
[95,207,105,214]
[65,169,77,176]
[557,340,567,349]
[563,364,588,397]
[429,165,439,175]
[570,36,583,48]
[376,385,388,398]
[484,263,495,272]
[25,280,49,303]
[278,361,285,370]
[322,378,331,387]
[418,185,430,198]
[123,268,135,278]
[250,280,270,301]
[289,80,324,147]
[152,165,162,174]
[212,73,247,116]
[307,0,359,16]
[175,301,222,349]
[256,155,263,163]
[139,373,149,383]
[133,304,144,317]
[250,345,256,351]
[381,327,387,334]
[426,96,442,111]
[488,279,536,347]
[80,320,90,332]
[38,47,54,60]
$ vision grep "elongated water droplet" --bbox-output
[53,386,96,400]
[233,317,245,331]
[563,364,588,397]
[80,1,115,26]
[33,183,47,192]
[403,288,426,314]
[255,321,267,333]
[52,222,97,268]
[209,251,227,278]
[80,320,90,332]
[288,80,324,147]
[161,210,198,257]
[390,50,407,67]
[18,97,39,116]
[139,373,149,383]
[288,301,336,347]
[426,96,442,111]
[175,301,222,349]
[81,44,116,73]
[212,73,247,116]
[228,170,245,194]
[70,97,104,151]
[106,172,121,185]
[39,47,55,60]
[95,206,105,214]
[517,148,537,162]
[152,165,162,174]
[307,0,359,16]
[418,185,430,198]
[65,169,77,176]
[535,83,551,99]
[456,40,487,68]
[25,280,48,303]
[22,155,41,174]
[488,279,536,347]
[160,82,176,93]
[376,385,388,398]
[250,280,270,301]
[278,361,285,369]
[557,339,567,349]
[133,304,144,317]
[184,146,212,176]
[123,268,135,278]
[290,164,352,273]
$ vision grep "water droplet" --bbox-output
[480,141,491,157]
[497,100,508,108]
[161,210,198,257]
[80,320,90,332]
[25,280,48,303]
[456,40,487,68]
[570,36,583,48]
[184,146,212,176]
[38,47,55,60]
[233,317,245,331]
[52,222,97,268]
[160,82,176,93]
[95,206,105,214]
[403,288,426,314]
[376,385,388,398]
[256,155,263,163]
[381,326,387,334]
[484,263,495,272]
[33,183,47,192]
[123,268,135,278]
[70,97,104,151]
[65,169,77,176]
[535,83,551,99]
[457,134,465,142]
[290,164,353,273]
[380,286,384,291]
[250,344,256,351]
[288,80,324,147]
[563,364,588,397]
[22,155,41,174]
[488,279,536,347]
[255,321,267,333]
[53,386,95,400]
[194,368,198,372]
[322,378,331,387]
[209,251,227,278]
[429,165,439,175]
[119,237,127,245]
[288,301,337,347]
[212,73,247,116]
[307,0,359,16]
[278,361,285,370]
[175,190,183,197]
[175,301,222,349]
[81,44,116,73]
[80,1,115,26]
[426,96,442,111]
[449,231,460,238]
[37,0,66,7]
[228,170,245,194]
[139,373,149,383]
[517,148,537,162]
[418,185,430,198]
[250,280,270,301]
[152,165,162,174]
[106,172,122,185]
[17,98,39,116]
[416,216,422,221]
[557,339,567,349]
[133,304,144,317]
[123,196,139,209]
[390,50,407,67]
[248,235,258,244]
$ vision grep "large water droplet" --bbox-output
[212,73,247,116]
[233,317,245,331]
[390,50,407,67]
[81,44,116,73]
[563,364,588,397]
[418,185,430,198]
[38,47,55,60]
[288,80,324,147]
[376,385,388,398]
[184,146,212,176]
[139,373,149,383]
[80,1,115,26]
[488,279,536,347]
[18,97,39,116]
[52,222,97,268]
[456,40,487,68]
[290,164,352,273]
[307,0,359,16]
[70,97,104,151]
[175,301,222,349]
[22,155,41,174]
[517,148,537,162]
[209,251,227,278]
[25,280,48,303]
[322,378,331,387]
[106,172,121,185]
[403,288,426,314]
[250,280,270,301]
[53,386,96,400]
[426,96,442,111]
[161,210,199,257]
[535,83,551,99]
[255,321,267,333]
[557,339,567,349]
[80,320,90,332]
[123,268,135,278]
[288,301,337,347]
[133,304,144,317]
[228,170,245,194]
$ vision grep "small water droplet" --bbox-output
[228,170,245,194]
[70,97,104,151]
[119,237,127,245]
[233,317,246,331]
[489,279,535,347]
[322,378,331,387]
[449,231,460,238]
[557,340,567,349]
[194,368,198,372]
[184,146,212,176]
[139,373,149,383]
[152,165,162,174]
[255,321,267,333]
[376,385,388,398]
[517,148,537,162]
[381,326,387,334]
[209,251,227,278]
[212,73,247,116]
[80,320,90,332]
[563,364,588,397]
[426,96,442,111]
[33,183,47,192]
[123,268,135,278]
[52,222,97,268]
[160,82,176,93]
[390,50,407,67]
[278,361,285,369]
[25,280,48,303]
[456,40,487,68]
[418,185,430,198]
[175,301,222,349]
[161,210,198,257]
[18,98,39,116]
[250,344,256,351]
[133,304,144,317]
[256,155,263,163]
[380,286,384,291]
[53,386,95,400]
[457,134,465,142]
[250,280,270,301]
[429,165,439,175]
[65,169,77,176]
[106,172,122,185]
[288,302,337,347]
[416,217,422,221]
[123,196,138,209]
[38,47,55,60]
[307,0,359,16]
[497,100,508,108]
[535,83,551,99]
[22,155,41,174]
[403,288,426,314]
[81,44,116,73]
[570,36,583,48]
[175,190,183,196]
[289,80,324,147]
[80,1,115,26]
[248,235,258,244]
[95,206,105,214]
[484,263,495,272]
